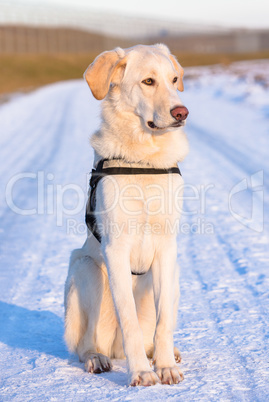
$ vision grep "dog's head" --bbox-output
[84,44,188,133]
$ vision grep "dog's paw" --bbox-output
[130,370,160,387]
[174,346,182,363]
[155,366,184,385]
[84,352,112,374]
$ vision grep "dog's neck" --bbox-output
[90,109,189,169]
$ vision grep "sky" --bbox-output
[20,0,269,29]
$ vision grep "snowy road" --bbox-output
[0,61,269,401]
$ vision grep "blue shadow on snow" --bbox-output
[0,301,68,359]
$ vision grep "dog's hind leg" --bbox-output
[64,253,112,373]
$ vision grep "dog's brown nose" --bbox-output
[170,106,189,121]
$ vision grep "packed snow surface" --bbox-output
[0,60,269,401]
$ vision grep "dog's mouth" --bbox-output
[147,121,184,130]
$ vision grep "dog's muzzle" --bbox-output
[148,105,189,130]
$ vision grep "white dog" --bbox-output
[64,44,189,386]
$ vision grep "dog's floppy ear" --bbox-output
[84,48,127,100]
[169,55,184,92]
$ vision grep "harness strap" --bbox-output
[91,158,181,178]
[85,158,182,275]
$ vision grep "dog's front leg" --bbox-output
[152,239,184,384]
[103,244,160,386]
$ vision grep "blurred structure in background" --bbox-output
[0,0,268,95]
[0,1,269,54]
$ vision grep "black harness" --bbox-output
[85,158,181,275]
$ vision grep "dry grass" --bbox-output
[0,53,97,95]
[0,51,269,95]
[176,51,269,67]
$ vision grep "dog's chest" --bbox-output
[96,172,183,273]
[97,172,183,231]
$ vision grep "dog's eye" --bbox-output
[142,78,154,86]
[173,77,178,83]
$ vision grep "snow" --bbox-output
[0,60,269,401]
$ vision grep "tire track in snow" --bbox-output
[188,122,269,177]
[180,229,268,401]
[185,124,269,237]
[177,121,269,399]
[0,82,93,304]
[0,84,81,195]
[184,124,269,301]
[184,122,269,315]
[178,206,262,399]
